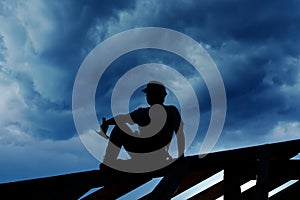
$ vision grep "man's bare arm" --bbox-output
[101,114,135,136]
[176,122,185,158]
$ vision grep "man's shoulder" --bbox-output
[131,107,150,115]
[165,105,179,110]
[130,107,150,124]
[164,105,182,125]
[164,105,180,114]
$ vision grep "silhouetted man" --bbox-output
[100,81,185,171]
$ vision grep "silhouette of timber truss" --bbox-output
[1,139,299,199]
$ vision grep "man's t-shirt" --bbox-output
[125,105,182,153]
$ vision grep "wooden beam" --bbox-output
[0,170,103,200]
[173,166,223,196]
[269,160,300,179]
[256,146,269,200]
[139,159,190,200]
[224,166,241,200]
[139,164,222,199]
[187,181,224,200]
[242,178,290,199]
[0,139,299,199]
[189,167,255,200]
[82,178,150,200]
[269,180,300,200]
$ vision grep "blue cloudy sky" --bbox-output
[1,0,300,194]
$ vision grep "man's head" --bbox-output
[142,81,167,105]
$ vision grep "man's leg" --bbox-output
[102,126,125,166]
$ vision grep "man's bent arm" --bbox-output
[105,113,134,126]
[102,114,136,136]
[176,122,185,158]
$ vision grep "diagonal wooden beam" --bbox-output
[187,181,224,200]
[173,166,223,196]
[139,159,191,200]
[0,170,103,200]
[139,159,222,200]
[269,160,300,179]
[269,179,300,200]
[82,178,151,200]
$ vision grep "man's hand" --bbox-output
[94,117,109,140]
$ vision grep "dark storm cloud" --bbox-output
[1,0,300,144]
[163,0,300,45]
[108,0,300,145]
[37,0,136,63]
[0,0,137,140]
